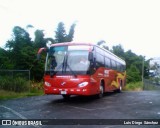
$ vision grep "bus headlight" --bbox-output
[45,81,51,87]
[78,82,88,87]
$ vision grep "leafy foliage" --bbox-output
[97,40,109,50]
[55,22,67,43]
[124,82,143,91]
[66,23,76,42]
[1,22,76,82]
[34,29,46,48]
[127,64,141,82]
[55,22,76,43]
[0,48,13,69]
[112,44,125,60]
[6,26,33,69]
[0,76,30,92]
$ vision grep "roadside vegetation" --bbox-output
[0,76,30,92]
[0,80,43,100]
[124,82,143,91]
[0,89,43,100]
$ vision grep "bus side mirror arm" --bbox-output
[37,47,47,60]
[89,52,93,62]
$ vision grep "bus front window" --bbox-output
[45,46,67,72]
[67,50,90,73]
[45,46,90,75]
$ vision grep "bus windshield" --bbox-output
[45,45,90,75]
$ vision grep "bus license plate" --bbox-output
[61,91,67,94]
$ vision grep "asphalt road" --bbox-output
[0,91,160,128]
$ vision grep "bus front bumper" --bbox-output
[44,87,92,96]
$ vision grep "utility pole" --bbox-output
[142,57,144,90]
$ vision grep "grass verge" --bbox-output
[0,79,44,100]
[0,89,44,100]
[123,81,143,91]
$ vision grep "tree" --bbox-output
[66,23,76,42]
[112,44,125,60]
[55,22,76,43]
[0,48,13,69]
[1,22,77,81]
[97,40,109,50]
[6,26,33,69]
[127,64,141,83]
[55,22,67,43]
[6,26,32,49]
[26,24,34,29]
[34,30,46,48]
[125,50,137,69]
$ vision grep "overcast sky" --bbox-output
[0,0,160,59]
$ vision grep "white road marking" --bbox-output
[66,105,112,111]
[0,105,27,119]
[66,100,153,111]
[66,105,95,111]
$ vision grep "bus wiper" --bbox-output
[50,56,65,77]
[64,54,77,78]
[50,63,63,77]
[50,53,77,78]
[66,63,77,78]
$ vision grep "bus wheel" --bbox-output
[98,82,104,98]
[62,95,70,100]
[116,81,122,93]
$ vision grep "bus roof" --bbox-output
[50,42,93,47]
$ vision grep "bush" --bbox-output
[0,76,30,92]
[13,77,30,92]
[30,81,43,93]
[124,82,143,91]
[127,65,141,83]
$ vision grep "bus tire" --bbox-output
[98,82,104,98]
[116,81,122,93]
[62,95,70,100]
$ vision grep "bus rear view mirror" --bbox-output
[89,52,93,61]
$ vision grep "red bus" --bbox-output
[38,42,126,99]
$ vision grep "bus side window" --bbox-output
[105,57,111,68]
[120,64,124,72]
[122,65,126,72]
[117,62,121,71]
[111,60,117,70]
[96,53,104,67]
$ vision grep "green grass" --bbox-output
[0,76,30,92]
[0,89,44,100]
[0,77,44,100]
[123,81,143,91]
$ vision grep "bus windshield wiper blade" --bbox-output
[50,53,77,77]
[66,64,77,78]
[64,53,77,77]
[50,56,66,77]
[50,63,63,77]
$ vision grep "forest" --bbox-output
[0,22,150,85]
